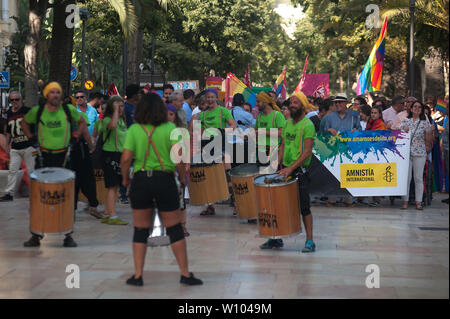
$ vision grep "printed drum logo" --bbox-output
[233,182,249,195]
[40,189,66,205]
[190,169,206,183]
[383,165,394,183]
[258,211,279,229]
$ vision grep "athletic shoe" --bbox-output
[301,239,316,253]
[63,236,77,247]
[24,235,41,247]
[126,275,143,286]
[180,273,203,286]
[101,216,110,223]
[442,198,449,204]
[107,217,128,225]
[248,219,257,224]
[0,194,13,202]
[259,239,283,249]
[119,195,129,204]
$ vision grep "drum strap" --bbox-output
[140,125,165,171]
[298,120,307,167]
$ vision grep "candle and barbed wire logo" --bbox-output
[383,165,394,183]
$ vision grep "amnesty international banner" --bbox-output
[310,130,410,197]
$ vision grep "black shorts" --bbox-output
[129,171,180,211]
[290,167,311,217]
[102,151,122,188]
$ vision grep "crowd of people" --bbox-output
[0,80,448,285]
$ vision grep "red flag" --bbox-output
[243,65,251,88]
[106,83,120,96]
[294,54,309,93]
[312,82,326,98]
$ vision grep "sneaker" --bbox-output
[88,207,104,219]
[0,194,13,202]
[248,219,257,224]
[301,239,316,253]
[101,216,110,223]
[24,234,41,247]
[442,198,449,204]
[126,275,143,286]
[119,195,129,204]
[107,217,128,225]
[259,239,283,249]
[368,202,381,207]
[180,273,203,286]
[63,235,77,248]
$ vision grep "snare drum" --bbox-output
[188,161,229,205]
[253,173,301,238]
[78,169,107,204]
[229,164,260,221]
[30,168,75,236]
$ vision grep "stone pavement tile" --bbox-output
[0,290,50,299]
[44,291,103,299]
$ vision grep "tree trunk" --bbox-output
[24,0,48,107]
[127,27,143,86]
[48,0,75,96]
[424,47,445,99]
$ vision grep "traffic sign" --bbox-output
[84,80,94,90]
[0,72,10,89]
[70,66,78,81]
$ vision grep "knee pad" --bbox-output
[133,227,150,244]
[166,223,185,244]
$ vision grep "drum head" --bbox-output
[229,163,260,177]
[30,167,75,184]
[253,173,297,187]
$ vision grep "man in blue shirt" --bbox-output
[228,93,256,166]
[75,90,98,136]
[124,84,141,128]
[182,89,195,124]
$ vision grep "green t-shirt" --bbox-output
[255,110,286,146]
[200,106,232,137]
[282,117,316,168]
[102,117,127,152]
[123,122,180,172]
[24,104,82,150]
[94,118,102,133]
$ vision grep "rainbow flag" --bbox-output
[272,66,287,99]
[225,73,257,109]
[436,98,447,113]
[356,17,387,95]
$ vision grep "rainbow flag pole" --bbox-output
[356,17,388,95]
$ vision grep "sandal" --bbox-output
[416,203,424,211]
[400,202,408,210]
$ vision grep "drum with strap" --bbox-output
[253,173,301,238]
[30,168,75,236]
[229,163,260,221]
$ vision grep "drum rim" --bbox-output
[190,160,223,168]
[30,167,75,184]
[229,163,261,178]
[253,174,298,187]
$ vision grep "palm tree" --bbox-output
[48,0,138,96]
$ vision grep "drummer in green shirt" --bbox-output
[197,89,237,216]
[254,91,286,167]
[261,91,317,253]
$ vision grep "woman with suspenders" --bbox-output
[121,93,202,286]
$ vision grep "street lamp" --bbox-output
[409,0,415,96]
[79,8,90,89]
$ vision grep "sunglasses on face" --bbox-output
[75,96,85,99]
[10,98,20,102]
